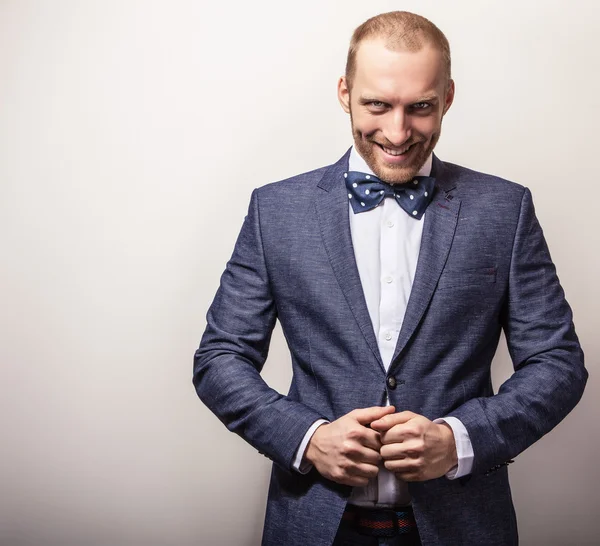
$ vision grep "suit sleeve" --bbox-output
[448,187,587,475]
[193,189,326,472]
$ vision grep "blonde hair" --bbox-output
[345,11,451,90]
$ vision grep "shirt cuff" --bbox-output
[292,419,329,474]
[434,416,474,479]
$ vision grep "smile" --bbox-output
[376,142,416,156]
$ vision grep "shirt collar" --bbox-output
[349,146,433,178]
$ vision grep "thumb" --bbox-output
[370,410,417,431]
[351,405,396,426]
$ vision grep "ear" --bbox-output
[443,79,455,115]
[337,76,351,114]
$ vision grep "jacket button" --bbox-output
[387,376,397,389]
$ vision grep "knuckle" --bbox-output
[366,465,379,478]
[338,457,350,471]
[379,431,391,445]
[346,427,362,441]
[341,440,355,455]
[331,468,345,482]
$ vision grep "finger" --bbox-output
[360,428,384,451]
[351,406,396,426]
[379,425,422,445]
[380,439,422,459]
[347,444,383,466]
[370,410,418,432]
[383,456,424,475]
[338,475,371,487]
[347,462,380,479]
[380,443,406,461]
[379,426,407,446]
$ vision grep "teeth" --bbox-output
[383,144,411,156]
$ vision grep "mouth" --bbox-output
[375,141,418,161]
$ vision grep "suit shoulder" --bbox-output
[251,164,335,216]
[255,164,330,197]
[442,160,527,196]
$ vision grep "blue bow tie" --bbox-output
[344,171,435,220]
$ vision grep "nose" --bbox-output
[384,108,412,146]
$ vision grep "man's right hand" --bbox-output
[303,406,396,486]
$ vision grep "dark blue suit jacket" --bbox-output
[194,150,587,546]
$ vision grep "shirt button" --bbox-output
[386,220,394,228]
[384,276,393,284]
[387,376,397,389]
[385,332,392,341]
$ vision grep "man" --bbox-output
[194,11,587,546]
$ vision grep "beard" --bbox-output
[350,113,441,185]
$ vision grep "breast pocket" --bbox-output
[437,266,497,290]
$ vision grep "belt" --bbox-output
[341,504,417,538]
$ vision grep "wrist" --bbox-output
[304,422,328,465]
[438,422,458,470]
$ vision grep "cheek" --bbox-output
[413,117,442,139]
[352,113,379,137]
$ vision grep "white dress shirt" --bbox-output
[293,147,474,506]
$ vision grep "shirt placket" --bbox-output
[376,198,407,506]
[378,199,401,371]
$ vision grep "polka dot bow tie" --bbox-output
[344,171,436,220]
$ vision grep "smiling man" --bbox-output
[194,11,586,546]
[340,33,453,185]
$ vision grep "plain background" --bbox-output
[1,1,598,545]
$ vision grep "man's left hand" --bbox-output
[370,411,458,482]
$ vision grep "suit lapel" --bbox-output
[391,156,461,366]
[315,149,385,371]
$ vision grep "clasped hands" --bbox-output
[304,406,458,487]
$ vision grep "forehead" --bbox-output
[353,38,445,99]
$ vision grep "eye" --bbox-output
[371,101,386,108]
[412,102,431,110]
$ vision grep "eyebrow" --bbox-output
[358,96,385,104]
[414,95,439,103]
[358,95,439,105]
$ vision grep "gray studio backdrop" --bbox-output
[1,1,598,545]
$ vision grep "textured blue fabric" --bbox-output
[193,149,587,546]
[344,171,435,219]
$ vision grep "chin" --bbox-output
[377,166,419,185]
[355,141,427,184]
[369,151,423,184]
